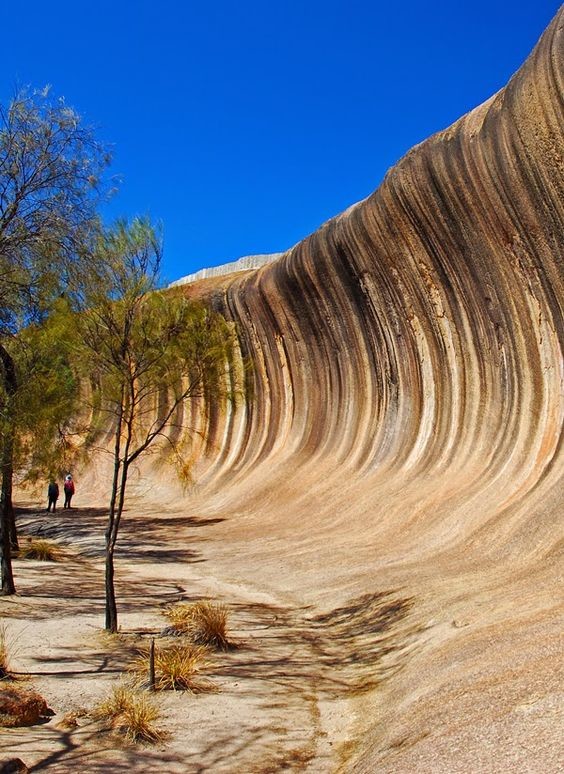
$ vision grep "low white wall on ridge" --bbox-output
[169,252,283,287]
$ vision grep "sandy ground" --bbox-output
[0,484,562,773]
[1,496,415,773]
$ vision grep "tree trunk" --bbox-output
[0,431,16,595]
[104,389,124,632]
[0,471,15,595]
[1,431,18,552]
[105,543,118,632]
[105,461,130,633]
[0,344,17,594]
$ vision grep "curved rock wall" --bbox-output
[183,9,562,568]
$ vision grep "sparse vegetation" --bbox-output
[92,683,165,744]
[164,601,232,650]
[132,642,214,692]
[18,537,61,561]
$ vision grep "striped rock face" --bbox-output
[167,11,563,770]
[192,10,562,532]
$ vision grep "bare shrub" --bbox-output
[55,708,87,730]
[0,622,22,679]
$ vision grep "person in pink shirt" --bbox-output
[63,474,75,509]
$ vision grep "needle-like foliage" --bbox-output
[74,218,237,633]
[0,87,111,595]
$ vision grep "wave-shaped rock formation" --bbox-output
[165,12,563,772]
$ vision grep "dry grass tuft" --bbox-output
[0,623,10,678]
[56,708,88,730]
[92,684,165,744]
[132,643,215,692]
[91,683,132,721]
[164,601,233,650]
[18,537,62,561]
[0,622,24,680]
[96,629,129,650]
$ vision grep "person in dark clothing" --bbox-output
[63,475,75,509]
[47,480,59,512]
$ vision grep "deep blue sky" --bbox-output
[1,1,560,284]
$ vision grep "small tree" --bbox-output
[0,300,82,592]
[0,87,110,594]
[77,219,235,632]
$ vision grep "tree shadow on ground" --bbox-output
[15,506,218,564]
[16,506,109,563]
[211,592,425,700]
[88,590,425,704]
[123,590,425,772]
[24,634,144,677]
[7,505,426,771]
[7,560,196,621]
[172,725,316,774]
[0,722,187,773]
[7,504,218,624]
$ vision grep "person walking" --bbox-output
[63,474,75,509]
[47,480,59,512]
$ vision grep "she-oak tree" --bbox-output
[76,219,237,632]
[0,87,109,594]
